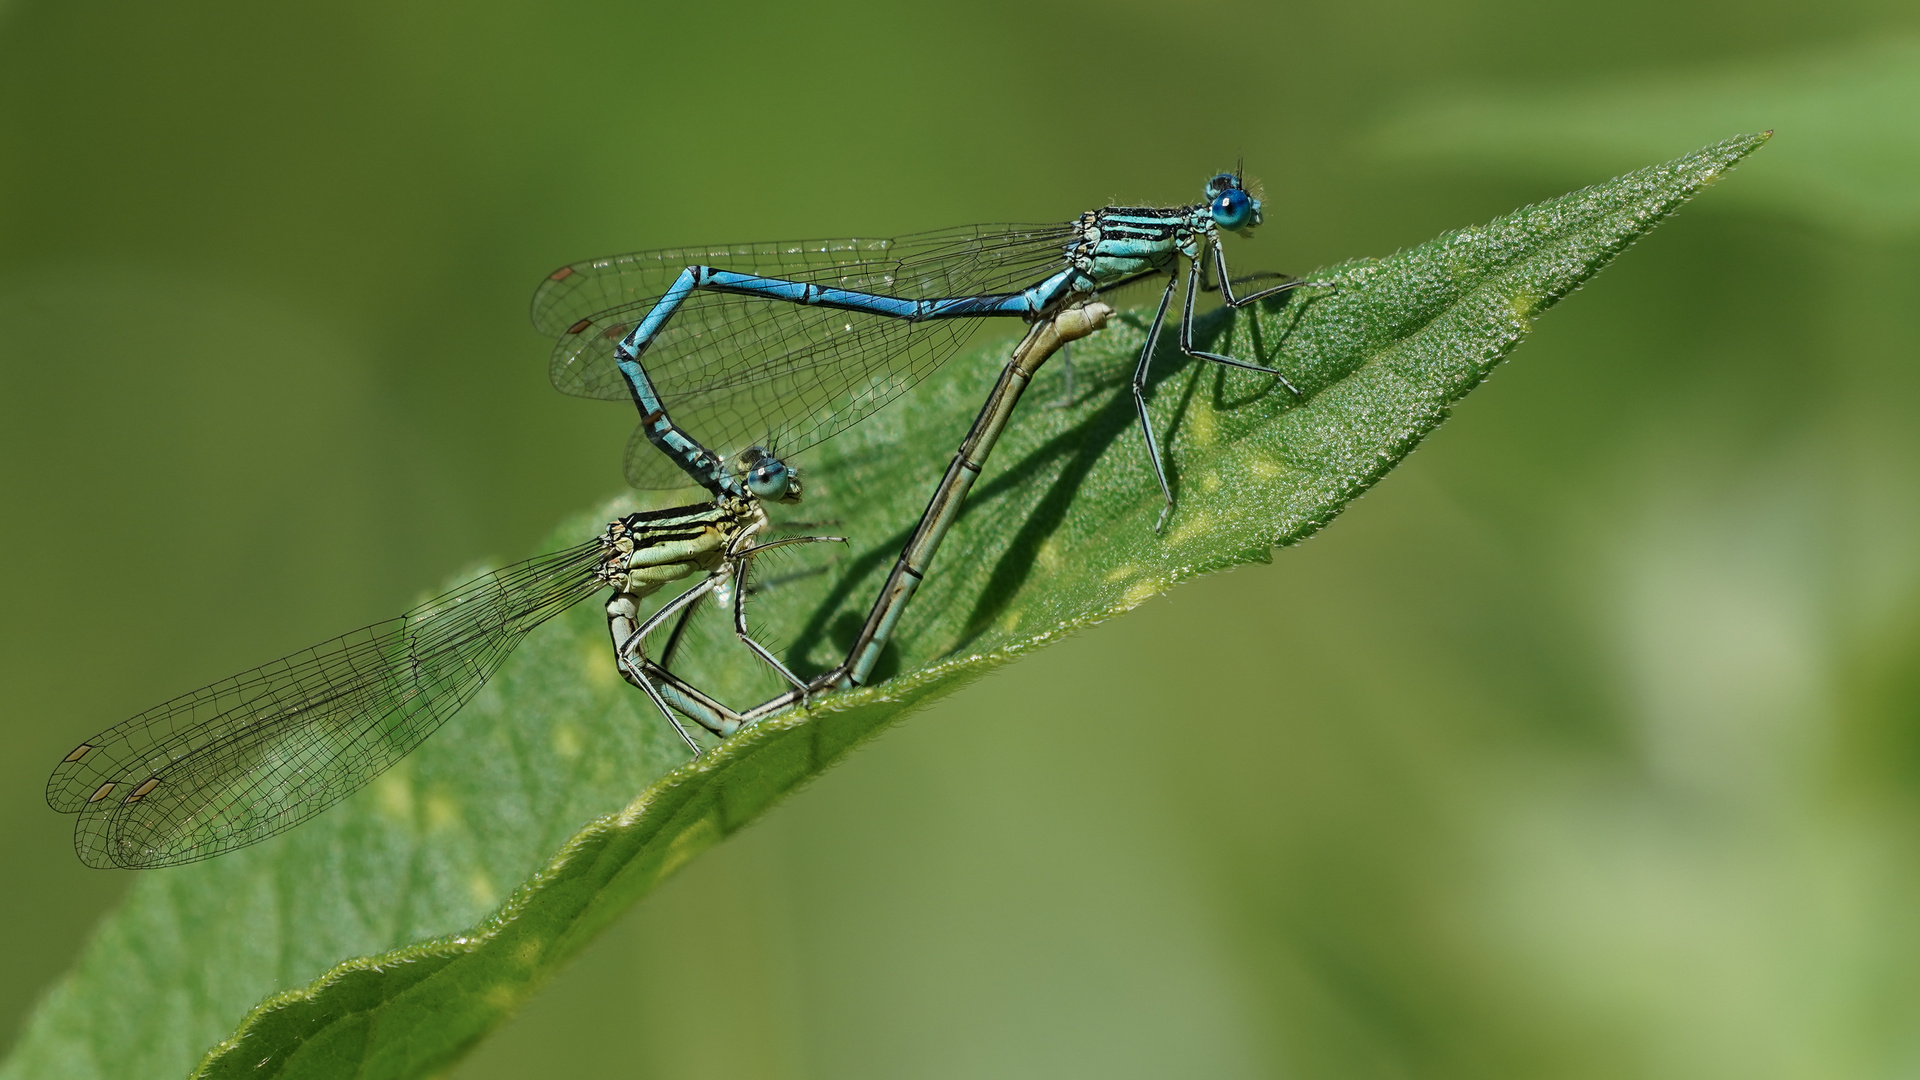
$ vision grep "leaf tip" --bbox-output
[1691,131,1771,190]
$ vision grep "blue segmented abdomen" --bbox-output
[612,267,737,496]
[701,268,1045,321]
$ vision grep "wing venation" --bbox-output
[48,542,604,868]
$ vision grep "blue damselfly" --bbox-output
[534,172,1304,528]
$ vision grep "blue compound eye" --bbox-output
[745,456,792,500]
[1211,187,1253,231]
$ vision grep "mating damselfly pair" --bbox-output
[47,171,1314,867]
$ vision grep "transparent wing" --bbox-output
[530,223,1077,489]
[612,307,974,489]
[47,541,605,868]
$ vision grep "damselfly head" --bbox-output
[1204,172,1264,236]
[737,446,801,503]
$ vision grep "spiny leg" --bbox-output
[630,663,703,755]
[1178,247,1301,395]
[1198,251,1296,297]
[1131,272,1184,532]
[612,531,842,741]
[610,626,702,753]
[1141,249,1315,531]
[657,589,704,671]
[1213,242,1315,308]
[727,534,846,694]
[634,657,751,738]
[611,575,723,752]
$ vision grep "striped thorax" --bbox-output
[1061,172,1266,299]
[595,495,767,599]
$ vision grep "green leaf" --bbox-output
[1371,37,1917,240]
[1,133,1766,1080]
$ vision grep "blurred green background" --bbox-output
[4,1,1918,1076]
